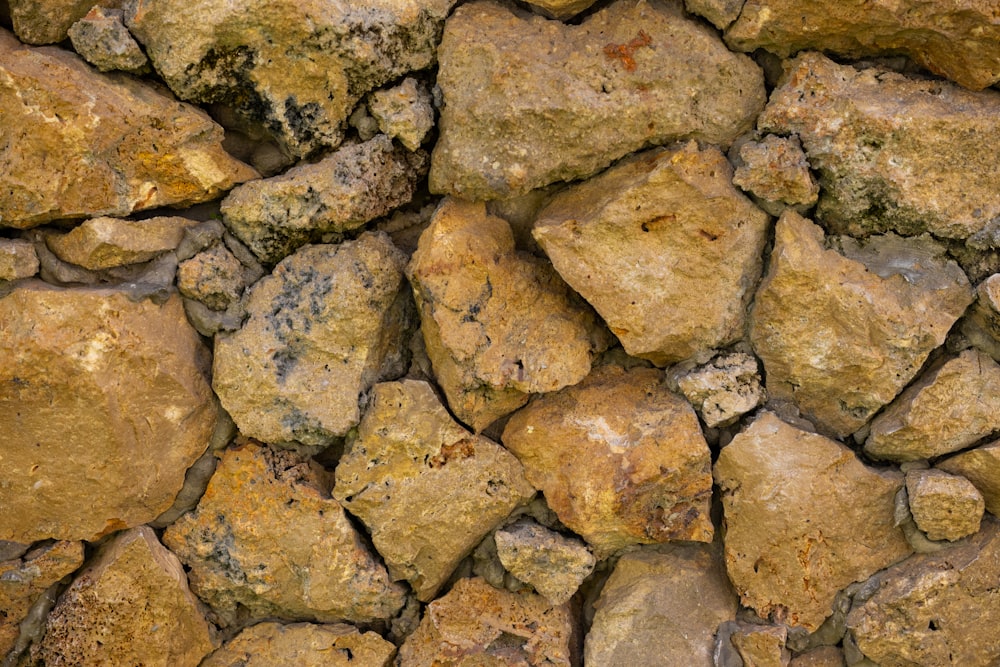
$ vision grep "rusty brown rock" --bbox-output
[0,239,39,281]
[8,0,120,44]
[906,469,984,542]
[44,216,196,270]
[938,439,1000,516]
[201,622,395,667]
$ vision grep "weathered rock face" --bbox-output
[729,623,791,667]
[788,646,845,667]
[44,216,195,270]
[429,0,765,200]
[962,273,1000,362]
[674,352,766,428]
[164,443,406,626]
[684,0,743,29]
[534,143,771,366]
[523,0,598,20]
[177,243,250,312]
[0,283,216,543]
[503,365,714,559]
[7,0,119,44]
[333,380,536,601]
[201,622,396,667]
[906,469,984,542]
[213,233,413,448]
[0,239,39,280]
[732,134,819,214]
[368,78,435,152]
[494,520,596,606]
[714,412,912,631]
[750,211,972,438]
[67,7,149,74]
[938,439,1000,516]
[0,29,257,229]
[408,199,608,432]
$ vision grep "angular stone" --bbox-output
[0,29,257,229]
[847,517,1000,666]
[221,136,428,264]
[503,365,714,559]
[408,199,608,432]
[368,78,434,152]
[938,439,1000,516]
[866,349,1000,461]
[177,243,249,311]
[0,239,38,280]
[732,134,819,211]
[213,233,412,447]
[962,273,1000,361]
[585,545,738,667]
[675,352,766,428]
[7,0,116,44]
[684,0,743,29]
[201,622,395,667]
[714,412,912,631]
[397,577,575,666]
[534,143,770,366]
[750,211,972,438]
[494,519,596,606]
[0,283,216,543]
[429,0,765,200]
[333,380,536,601]
[126,0,456,158]
[725,1,1000,90]
[759,52,1000,239]
[906,469,984,542]
[731,624,791,667]
[67,7,149,74]
[33,527,216,667]
[164,443,406,626]
[45,216,196,270]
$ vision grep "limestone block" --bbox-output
[731,624,791,667]
[675,352,766,428]
[938,439,1000,516]
[732,134,819,211]
[429,0,764,200]
[494,520,596,605]
[906,469,984,542]
[45,216,196,270]
[67,7,148,73]
[201,622,395,667]
[8,0,119,44]
[368,78,434,151]
[177,243,249,311]
[0,239,38,280]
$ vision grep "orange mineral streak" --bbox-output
[604,30,653,72]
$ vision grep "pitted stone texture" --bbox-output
[938,439,1000,516]
[333,380,535,601]
[221,135,428,264]
[201,622,395,667]
[906,469,984,542]
[408,199,608,432]
[714,412,912,632]
[731,624,791,667]
[534,143,770,366]
[732,134,819,211]
[213,233,412,448]
[45,216,196,270]
[0,29,256,229]
[502,365,714,559]
[368,78,435,152]
[0,239,38,280]
[429,0,764,200]
[585,545,738,666]
[494,520,596,605]
[126,0,456,158]
[164,443,406,627]
[8,0,120,44]
[750,211,972,438]
[67,7,149,73]
[33,527,216,667]
[847,517,1000,666]
[0,283,216,543]
[177,243,250,312]
[397,577,575,666]
[759,52,1000,240]
[675,352,766,428]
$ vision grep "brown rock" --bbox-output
[523,0,598,19]
[0,239,39,280]
[0,283,216,543]
[732,134,819,213]
[177,243,250,312]
[674,352,766,428]
[494,520,596,605]
[7,0,119,44]
[502,365,714,559]
[961,273,1000,362]
[408,199,608,432]
[333,380,536,601]
[33,527,216,667]
[67,7,149,74]
[788,646,846,667]
[201,622,395,667]
[938,439,1000,516]
[750,211,972,438]
[429,0,764,200]
[906,469,984,542]
[368,78,435,152]
[533,143,770,366]
[0,29,256,229]
[714,412,912,631]
[684,0,743,29]
[731,624,791,667]
[44,216,196,270]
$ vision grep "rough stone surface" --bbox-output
[684,0,743,29]
[45,216,195,270]
[67,7,149,74]
[177,243,250,312]
[429,0,765,200]
[213,233,412,448]
[534,143,770,366]
[494,520,596,605]
[675,352,766,428]
[524,0,597,19]
[788,646,846,667]
[0,283,216,543]
[333,380,536,601]
[938,439,1000,516]
[503,365,715,559]
[847,517,1000,666]
[865,349,1000,462]
[408,199,608,432]
[750,211,972,438]
[397,577,575,666]
[368,78,435,151]
[7,0,118,44]
[731,624,791,667]
[759,52,1000,240]
[0,239,39,281]
[962,273,1000,361]
[732,134,819,212]
[906,469,984,542]
[0,29,257,229]
[164,443,406,626]
[201,622,395,667]
[33,527,216,667]
[714,412,912,631]
[221,135,428,264]
[585,545,738,666]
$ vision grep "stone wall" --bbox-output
[3,0,1000,665]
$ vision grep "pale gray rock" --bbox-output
[938,439,1000,517]
[67,7,149,74]
[0,239,39,281]
[675,352,766,428]
[906,469,984,542]
[493,520,596,605]
[368,78,434,151]
[45,216,196,270]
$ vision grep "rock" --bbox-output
[32,527,216,667]
[725,0,1000,90]
[730,624,791,667]
[213,233,413,448]
[44,216,196,270]
[0,239,39,280]
[0,283,216,543]
[749,211,972,438]
[846,517,1000,666]
[533,143,770,366]
[125,0,456,158]
[67,7,149,74]
[220,135,428,264]
[674,352,766,428]
[961,273,1000,361]
[7,0,115,44]
[523,0,598,19]
[758,52,1000,240]
[408,199,608,432]
[714,412,912,632]
[732,134,819,215]
[865,349,1000,461]
[0,29,257,229]
[201,622,395,667]
[584,544,738,666]
[176,243,250,312]
[789,646,846,667]
[493,520,596,605]
[502,365,715,559]
[429,0,765,200]
[368,78,435,152]
[938,439,1000,516]
[333,380,536,601]
[684,0,743,29]
[397,577,575,666]
[905,469,984,542]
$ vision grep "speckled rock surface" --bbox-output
[788,646,846,667]
[44,216,195,270]
[0,239,39,280]
[938,439,1000,516]
[906,469,984,542]
[177,243,251,312]
[732,134,819,214]
[674,352,766,428]
[201,622,395,667]
[494,520,595,605]
[67,7,149,74]
[368,78,435,151]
